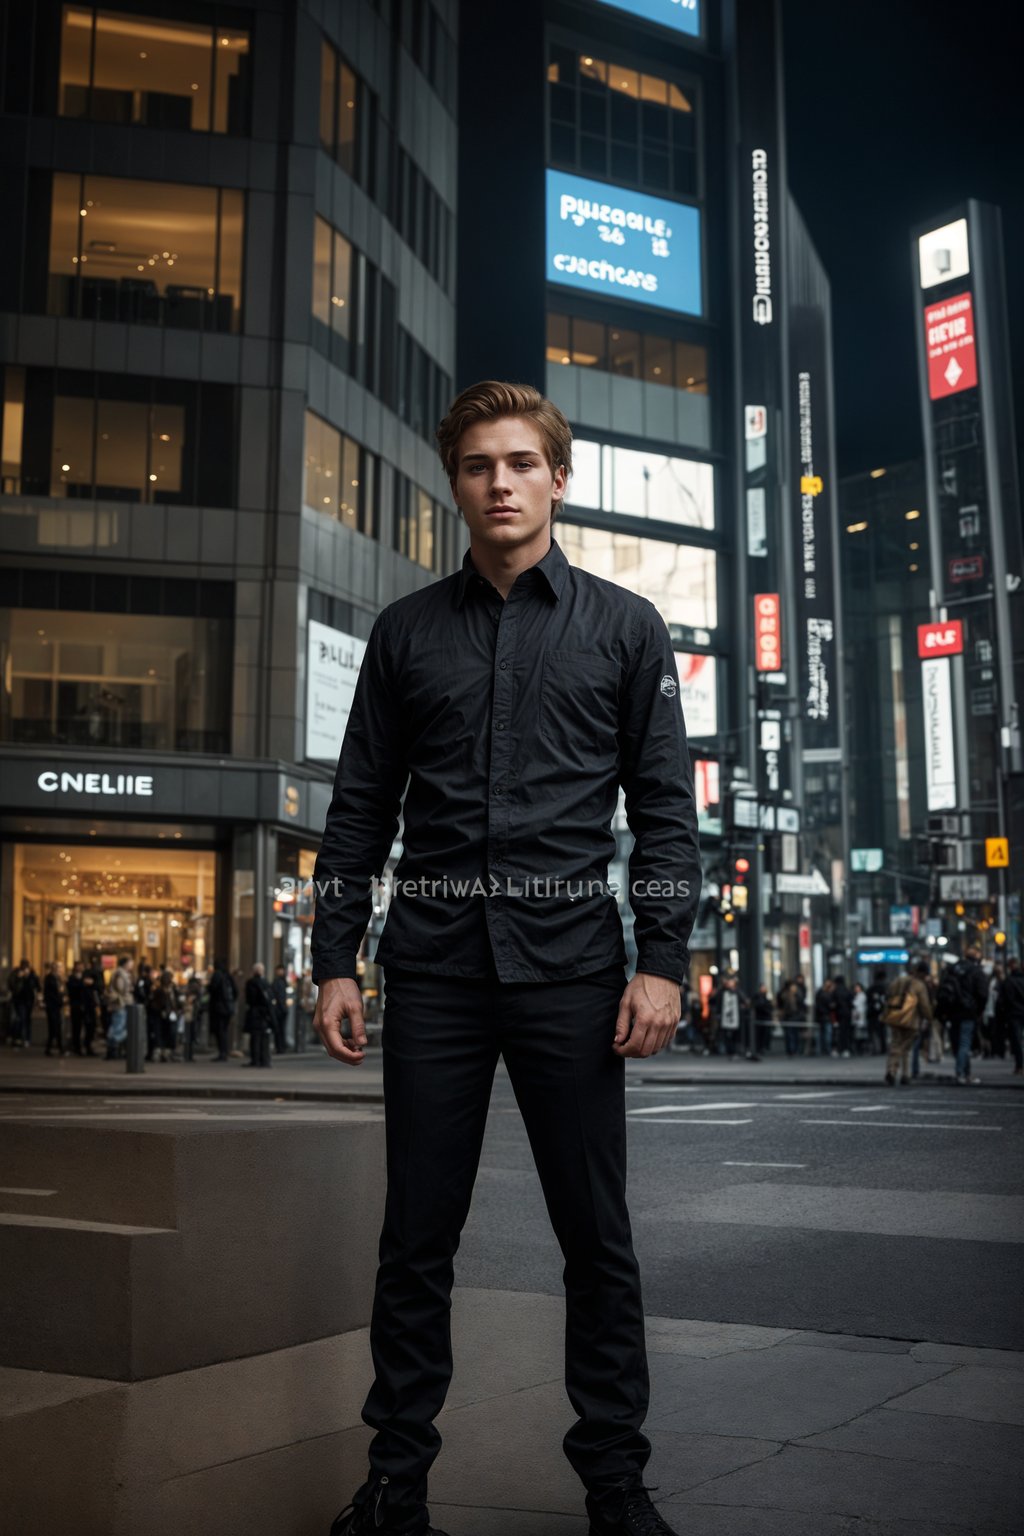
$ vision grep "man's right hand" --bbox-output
[314,977,367,1065]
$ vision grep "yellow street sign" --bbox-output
[800,474,823,496]
[985,837,1009,868]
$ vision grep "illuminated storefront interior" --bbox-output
[11,842,217,978]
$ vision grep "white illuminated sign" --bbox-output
[37,770,154,797]
[921,656,957,810]
[675,652,717,737]
[750,149,773,324]
[918,218,970,289]
[306,620,367,763]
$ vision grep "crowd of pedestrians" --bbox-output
[1,956,323,1066]
[678,946,1024,1082]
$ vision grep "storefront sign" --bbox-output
[924,291,977,400]
[545,169,702,317]
[917,619,964,658]
[38,770,154,797]
[674,651,717,737]
[694,757,721,836]
[591,0,700,35]
[754,593,781,671]
[306,620,367,764]
[921,656,957,810]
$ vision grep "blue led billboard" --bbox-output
[592,0,701,37]
[546,169,702,318]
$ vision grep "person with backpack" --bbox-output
[937,945,989,1085]
[884,961,933,1086]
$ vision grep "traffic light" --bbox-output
[955,903,965,916]
[994,930,1007,948]
[734,857,751,879]
[723,910,736,925]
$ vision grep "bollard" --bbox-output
[126,1002,146,1074]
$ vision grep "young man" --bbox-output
[312,382,700,1536]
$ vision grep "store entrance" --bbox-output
[12,842,218,981]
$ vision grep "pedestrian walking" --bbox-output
[710,975,745,1057]
[43,961,67,1056]
[866,969,888,1055]
[152,969,183,1062]
[244,963,275,1068]
[270,963,290,1054]
[982,964,1003,1058]
[997,957,1024,1076]
[938,945,989,1085]
[752,983,775,1055]
[884,961,932,1086]
[832,973,853,1057]
[78,966,99,1055]
[851,982,869,1055]
[66,960,88,1055]
[6,959,39,1048]
[777,976,804,1057]
[813,977,835,1057]
[297,968,317,1053]
[312,382,699,1536]
[106,955,134,1060]
[208,957,238,1061]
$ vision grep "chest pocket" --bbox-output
[541,649,621,767]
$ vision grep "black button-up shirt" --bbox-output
[310,538,701,985]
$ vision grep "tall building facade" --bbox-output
[0,0,463,983]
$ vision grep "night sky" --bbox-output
[780,0,1024,479]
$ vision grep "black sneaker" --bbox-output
[586,1482,678,1535]
[329,1476,449,1536]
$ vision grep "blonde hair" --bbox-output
[435,380,573,521]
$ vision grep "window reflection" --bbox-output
[59,7,250,134]
[560,525,717,630]
[547,312,708,395]
[303,411,374,537]
[49,173,244,332]
[570,440,714,530]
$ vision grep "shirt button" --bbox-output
[496,722,506,731]
[493,786,504,796]
[499,660,509,670]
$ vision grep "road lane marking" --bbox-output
[629,1102,757,1115]
[773,1091,843,1100]
[723,1161,806,1169]
[800,1119,1002,1131]
[851,1106,886,1112]
[0,1187,57,1196]
[632,1117,754,1125]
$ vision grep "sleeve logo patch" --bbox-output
[659,674,678,697]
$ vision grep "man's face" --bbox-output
[452,417,566,553]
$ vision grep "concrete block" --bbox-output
[0,1115,385,1379]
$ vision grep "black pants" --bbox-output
[45,1004,63,1051]
[248,1025,271,1067]
[211,1012,231,1059]
[359,963,650,1522]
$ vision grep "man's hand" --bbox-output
[314,977,368,1065]
[613,973,681,1058]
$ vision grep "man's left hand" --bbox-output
[613,973,681,1058]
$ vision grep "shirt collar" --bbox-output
[455,538,568,608]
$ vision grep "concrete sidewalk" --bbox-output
[1,1039,1021,1100]
[4,1287,1020,1534]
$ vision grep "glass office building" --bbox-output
[0,0,462,984]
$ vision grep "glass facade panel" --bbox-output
[0,608,231,752]
[319,40,336,150]
[48,174,243,332]
[59,7,250,134]
[417,490,434,572]
[602,445,714,529]
[546,311,570,365]
[339,435,360,530]
[303,411,340,516]
[609,328,640,378]
[560,526,717,630]
[312,216,332,326]
[337,60,357,177]
[331,231,352,341]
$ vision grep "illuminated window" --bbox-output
[14,368,234,505]
[318,37,375,191]
[560,524,717,630]
[547,312,708,395]
[546,43,697,198]
[59,7,250,133]
[570,439,714,530]
[48,173,244,332]
[0,607,230,752]
[302,411,376,537]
